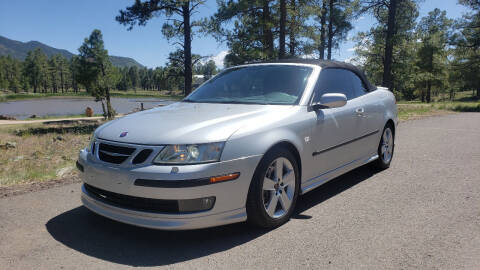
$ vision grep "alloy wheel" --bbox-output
[381,127,394,163]
[262,157,296,219]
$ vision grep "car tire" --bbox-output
[246,147,300,228]
[373,123,395,170]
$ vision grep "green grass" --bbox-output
[109,90,183,99]
[397,104,441,120]
[0,92,91,102]
[0,122,92,186]
[0,89,183,102]
[22,113,104,120]
[397,101,480,120]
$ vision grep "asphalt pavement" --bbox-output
[1,113,480,269]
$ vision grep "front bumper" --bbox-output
[78,148,262,230]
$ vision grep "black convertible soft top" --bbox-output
[258,59,377,92]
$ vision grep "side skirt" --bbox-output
[300,153,379,195]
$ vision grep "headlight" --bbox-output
[153,142,225,164]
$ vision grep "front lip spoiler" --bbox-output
[81,185,248,230]
[134,172,240,188]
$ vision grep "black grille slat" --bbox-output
[132,149,153,164]
[84,184,179,213]
[98,143,136,164]
[99,143,135,155]
[98,151,129,164]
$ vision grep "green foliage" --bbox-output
[116,0,207,96]
[354,1,480,103]
[0,46,203,96]
[415,8,452,102]
[306,0,358,59]
[24,48,48,93]
[0,55,23,92]
[0,35,143,68]
[76,29,118,119]
[207,0,359,65]
[354,0,420,99]
[207,0,278,65]
[164,49,193,90]
[195,60,218,77]
[451,0,480,98]
[358,0,421,90]
[2,1,480,106]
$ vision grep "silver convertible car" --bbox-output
[77,59,398,230]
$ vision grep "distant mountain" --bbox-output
[0,35,144,68]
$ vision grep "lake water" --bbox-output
[0,97,177,119]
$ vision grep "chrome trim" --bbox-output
[312,130,379,156]
[98,150,131,157]
[92,138,165,167]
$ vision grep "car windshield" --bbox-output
[184,65,313,105]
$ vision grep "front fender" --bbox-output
[222,127,307,161]
[220,107,314,178]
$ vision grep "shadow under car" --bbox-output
[46,164,378,267]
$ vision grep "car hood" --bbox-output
[95,102,295,145]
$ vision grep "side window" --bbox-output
[312,69,356,102]
[351,72,368,97]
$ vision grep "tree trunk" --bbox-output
[262,0,274,59]
[426,80,431,103]
[279,0,287,59]
[319,0,327,59]
[100,100,107,119]
[183,2,193,96]
[105,89,115,119]
[60,70,64,94]
[327,0,334,60]
[382,0,398,90]
[289,0,296,56]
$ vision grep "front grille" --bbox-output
[132,149,153,164]
[84,184,179,213]
[98,143,135,164]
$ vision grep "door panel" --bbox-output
[350,93,381,156]
[310,98,366,177]
[308,68,376,178]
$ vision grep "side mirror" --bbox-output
[312,93,347,110]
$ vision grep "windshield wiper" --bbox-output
[182,99,197,103]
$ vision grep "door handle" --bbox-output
[355,108,365,116]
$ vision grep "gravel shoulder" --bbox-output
[0,175,80,198]
[1,113,479,269]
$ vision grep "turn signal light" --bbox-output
[210,172,240,183]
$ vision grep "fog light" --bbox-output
[178,196,216,212]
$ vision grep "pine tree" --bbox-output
[360,0,420,90]
[76,29,118,119]
[24,48,48,93]
[416,9,452,103]
[116,0,206,97]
